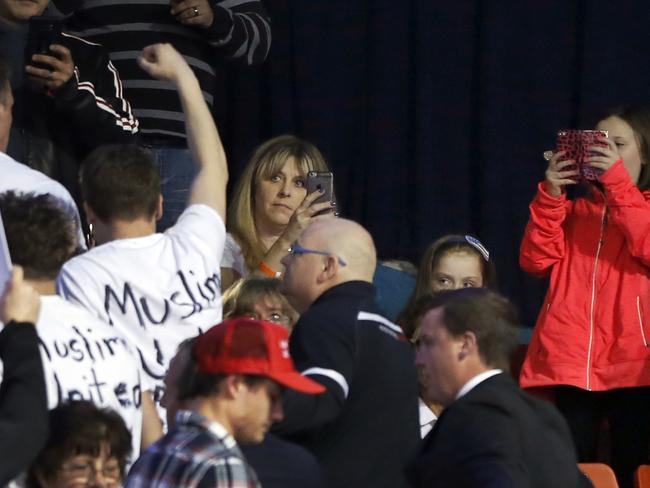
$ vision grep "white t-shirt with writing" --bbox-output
[0,296,146,458]
[57,204,225,407]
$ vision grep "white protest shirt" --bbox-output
[57,204,225,407]
[0,152,85,248]
[0,296,146,457]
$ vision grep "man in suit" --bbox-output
[408,288,591,488]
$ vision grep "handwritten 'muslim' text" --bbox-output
[103,269,220,327]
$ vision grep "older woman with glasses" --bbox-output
[27,401,131,488]
[222,276,299,332]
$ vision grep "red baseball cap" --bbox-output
[193,318,325,394]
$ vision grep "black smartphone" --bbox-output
[25,16,64,66]
[306,171,334,206]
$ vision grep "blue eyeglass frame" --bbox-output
[288,243,347,267]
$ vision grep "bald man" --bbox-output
[276,218,420,488]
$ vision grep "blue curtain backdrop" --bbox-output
[213,0,650,327]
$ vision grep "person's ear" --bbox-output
[155,195,163,221]
[457,331,478,361]
[223,375,239,397]
[224,375,251,401]
[316,255,338,284]
[0,84,12,113]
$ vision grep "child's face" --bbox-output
[430,251,484,292]
[596,115,644,184]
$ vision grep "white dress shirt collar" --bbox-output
[455,369,503,400]
[419,397,437,438]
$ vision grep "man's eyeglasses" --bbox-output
[287,243,347,267]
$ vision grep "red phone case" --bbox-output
[556,130,608,181]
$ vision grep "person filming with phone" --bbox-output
[221,135,337,290]
[519,106,650,488]
[0,0,137,212]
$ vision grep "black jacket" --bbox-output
[274,281,420,488]
[0,322,48,485]
[407,373,592,488]
[3,22,138,204]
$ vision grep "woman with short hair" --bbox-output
[27,401,132,488]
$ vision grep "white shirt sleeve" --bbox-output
[220,233,249,277]
[165,204,226,265]
[56,259,106,322]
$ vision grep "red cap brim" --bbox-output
[267,371,326,394]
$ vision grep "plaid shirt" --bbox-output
[125,410,260,488]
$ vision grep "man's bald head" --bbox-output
[302,218,377,282]
[280,218,377,313]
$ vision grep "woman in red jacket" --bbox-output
[519,106,650,488]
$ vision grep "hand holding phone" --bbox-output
[306,171,334,205]
[583,136,622,178]
[25,16,63,64]
[306,171,337,217]
[24,16,74,92]
[556,130,608,181]
[275,171,336,250]
[544,150,579,197]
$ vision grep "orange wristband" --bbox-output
[259,261,281,278]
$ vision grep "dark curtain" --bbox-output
[214,0,650,327]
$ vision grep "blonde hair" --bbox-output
[222,277,299,330]
[228,135,330,271]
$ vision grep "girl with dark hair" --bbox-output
[519,106,650,488]
[398,234,496,339]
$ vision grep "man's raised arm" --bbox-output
[138,43,228,220]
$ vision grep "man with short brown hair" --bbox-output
[409,288,590,488]
[57,44,229,417]
[126,318,325,487]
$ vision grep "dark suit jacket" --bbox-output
[407,373,592,488]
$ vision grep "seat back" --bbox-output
[578,463,619,488]
[635,464,650,488]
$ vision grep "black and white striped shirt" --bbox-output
[68,0,271,141]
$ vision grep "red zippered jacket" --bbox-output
[519,160,650,391]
